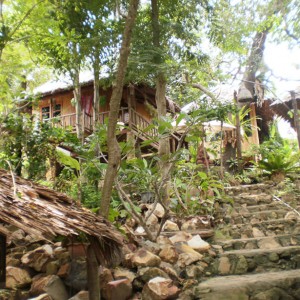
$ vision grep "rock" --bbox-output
[138,267,169,283]
[169,232,192,244]
[284,212,299,221]
[252,287,294,300]
[99,267,114,299]
[68,291,89,300]
[234,255,248,274]
[145,213,159,227]
[252,227,265,238]
[217,256,231,275]
[185,265,204,279]
[187,235,210,252]
[64,259,87,291]
[21,244,54,272]
[181,216,211,231]
[162,220,179,232]
[10,229,26,244]
[176,244,203,267]
[30,294,52,300]
[113,268,136,283]
[30,275,68,300]
[46,261,59,275]
[7,256,21,267]
[141,240,161,255]
[149,203,165,218]
[268,252,279,262]
[105,279,132,300]
[135,226,145,234]
[159,245,178,264]
[257,237,281,250]
[131,249,161,267]
[6,266,32,289]
[57,263,70,278]
[157,236,172,246]
[160,262,180,281]
[142,277,180,300]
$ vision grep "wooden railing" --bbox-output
[43,108,159,146]
[43,112,92,133]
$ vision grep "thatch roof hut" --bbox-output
[271,87,300,129]
[0,169,123,267]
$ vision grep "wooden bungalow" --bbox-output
[33,72,181,153]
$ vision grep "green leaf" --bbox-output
[56,149,80,171]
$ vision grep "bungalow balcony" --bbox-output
[42,107,162,149]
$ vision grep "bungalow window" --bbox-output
[42,106,50,120]
[40,99,62,121]
[53,104,61,117]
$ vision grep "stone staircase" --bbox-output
[195,183,300,300]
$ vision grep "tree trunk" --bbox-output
[99,0,139,219]
[234,91,243,171]
[237,30,269,104]
[73,69,83,142]
[93,56,100,130]
[290,90,300,150]
[151,0,171,205]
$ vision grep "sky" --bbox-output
[264,42,299,139]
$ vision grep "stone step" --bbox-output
[194,269,300,300]
[214,234,300,251]
[218,218,300,239]
[228,209,293,224]
[209,246,300,276]
[231,193,273,206]
[236,203,300,213]
[224,183,275,196]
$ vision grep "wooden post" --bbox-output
[0,235,6,289]
[234,91,243,171]
[290,91,300,150]
[87,245,100,300]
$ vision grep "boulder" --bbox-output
[149,203,165,218]
[138,267,169,283]
[104,278,132,300]
[99,267,114,297]
[187,235,210,252]
[169,232,192,244]
[146,213,159,229]
[156,236,172,246]
[175,244,203,268]
[6,266,32,289]
[68,291,89,300]
[30,275,68,300]
[21,245,54,272]
[113,268,136,283]
[142,277,180,300]
[141,240,161,255]
[131,249,161,267]
[64,259,87,291]
[181,216,211,231]
[162,220,179,232]
[159,245,178,264]
[29,294,52,300]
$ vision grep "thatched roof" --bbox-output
[271,87,300,129]
[0,169,123,266]
[34,71,180,113]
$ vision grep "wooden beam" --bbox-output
[0,234,6,289]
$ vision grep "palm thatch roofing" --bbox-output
[0,169,123,266]
[271,87,300,129]
[33,70,180,113]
